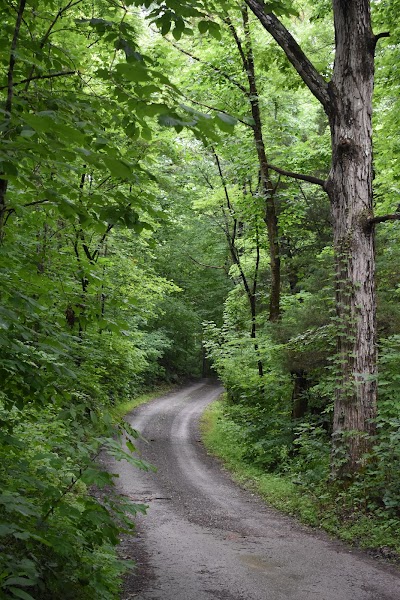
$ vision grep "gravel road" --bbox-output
[108,380,400,600]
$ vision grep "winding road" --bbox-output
[108,380,400,600]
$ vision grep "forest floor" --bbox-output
[106,381,400,600]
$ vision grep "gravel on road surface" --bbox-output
[106,380,400,600]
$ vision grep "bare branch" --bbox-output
[180,92,251,128]
[188,256,225,270]
[267,163,326,187]
[375,31,390,43]
[245,0,331,112]
[368,213,400,226]
[0,70,76,90]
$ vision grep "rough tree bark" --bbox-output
[326,0,377,473]
[246,0,379,475]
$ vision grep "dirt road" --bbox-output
[109,381,400,600]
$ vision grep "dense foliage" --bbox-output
[192,0,400,552]
[1,0,400,597]
[0,1,228,597]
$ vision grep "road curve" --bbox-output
[108,380,400,600]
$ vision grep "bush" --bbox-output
[0,401,148,600]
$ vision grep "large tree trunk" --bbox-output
[326,0,377,474]
[245,0,378,475]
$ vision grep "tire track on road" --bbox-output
[107,381,400,600]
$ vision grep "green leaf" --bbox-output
[8,588,36,600]
[172,18,185,41]
[140,126,153,140]
[0,523,16,536]
[198,20,209,34]
[22,113,55,134]
[81,468,115,487]
[116,38,139,59]
[215,112,237,133]
[115,62,150,83]
[75,17,114,32]
[103,157,133,179]
[158,113,196,128]
[0,161,18,177]
[4,577,36,587]
[0,493,39,517]
[126,440,136,453]
[207,22,221,40]
[160,15,172,36]
[120,501,148,516]
[19,128,36,138]
[172,27,182,41]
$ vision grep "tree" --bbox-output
[227,6,281,322]
[240,0,398,476]
[213,148,265,377]
[0,2,226,596]
[143,0,400,475]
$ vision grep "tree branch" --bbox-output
[368,213,400,225]
[3,0,26,115]
[24,0,84,91]
[92,223,114,261]
[188,255,225,270]
[180,92,251,128]
[212,148,232,211]
[165,36,248,95]
[252,225,260,298]
[40,449,102,522]
[24,199,51,207]
[3,208,16,227]
[0,0,27,237]
[224,15,249,73]
[82,243,94,262]
[375,31,390,43]
[245,0,331,112]
[197,166,214,190]
[267,163,326,187]
[0,70,76,90]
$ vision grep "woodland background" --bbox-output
[1,0,400,598]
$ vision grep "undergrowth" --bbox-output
[201,397,400,558]
[0,385,172,600]
[111,384,175,420]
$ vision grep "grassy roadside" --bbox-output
[201,397,400,559]
[111,383,175,420]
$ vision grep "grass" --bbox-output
[201,398,319,525]
[201,397,400,559]
[111,383,175,419]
